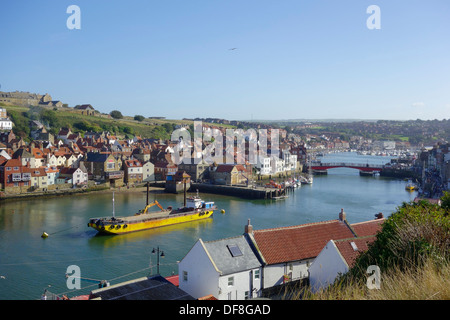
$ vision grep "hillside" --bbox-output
[1,103,234,141]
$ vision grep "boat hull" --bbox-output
[88,210,214,235]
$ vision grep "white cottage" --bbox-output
[308,217,385,292]
[178,235,262,300]
[247,212,356,289]
[59,167,88,186]
[308,236,376,292]
[142,161,155,182]
[255,156,272,175]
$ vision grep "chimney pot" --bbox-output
[245,219,253,234]
[339,208,346,221]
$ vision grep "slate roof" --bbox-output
[252,220,355,265]
[215,164,246,173]
[203,235,261,275]
[12,148,33,159]
[89,275,194,300]
[86,152,110,162]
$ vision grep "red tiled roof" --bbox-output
[252,220,355,265]
[351,219,385,237]
[124,159,142,167]
[165,275,179,287]
[334,236,376,268]
[198,295,218,300]
[3,159,23,167]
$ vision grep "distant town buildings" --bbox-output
[1,90,449,198]
[0,107,12,130]
[0,91,64,108]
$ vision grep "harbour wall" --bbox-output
[380,168,421,181]
[190,183,289,199]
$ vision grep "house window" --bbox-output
[227,276,234,287]
[254,269,260,280]
[183,271,188,282]
[244,291,250,300]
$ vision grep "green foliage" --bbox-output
[73,120,102,133]
[441,191,450,211]
[134,115,145,122]
[40,109,60,128]
[7,109,30,138]
[348,201,449,280]
[110,110,123,119]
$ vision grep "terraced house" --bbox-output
[0,159,31,193]
[84,152,123,186]
[123,159,143,184]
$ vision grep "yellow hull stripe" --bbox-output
[88,210,214,235]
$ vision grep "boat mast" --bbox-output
[183,179,187,207]
[146,181,149,206]
[112,191,115,218]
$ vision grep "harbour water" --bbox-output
[0,153,418,300]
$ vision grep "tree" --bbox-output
[163,122,175,134]
[134,115,145,122]
[110,110,123,119]
[441,191,450,212]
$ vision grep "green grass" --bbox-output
[3,104,235,140]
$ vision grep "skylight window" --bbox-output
[350,242,358,251]
[227,244,243,257]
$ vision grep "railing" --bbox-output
[106,171,124,179]
[311,162,385,168]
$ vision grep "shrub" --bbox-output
[110,110,123,119]
[134,115,145,122]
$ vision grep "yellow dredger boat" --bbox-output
[88,192,216,235]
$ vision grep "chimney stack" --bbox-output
[339,208,346,222]
[245,219,253,234]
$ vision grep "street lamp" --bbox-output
[152,247,165,275]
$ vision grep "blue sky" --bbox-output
[1,1,449,120]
